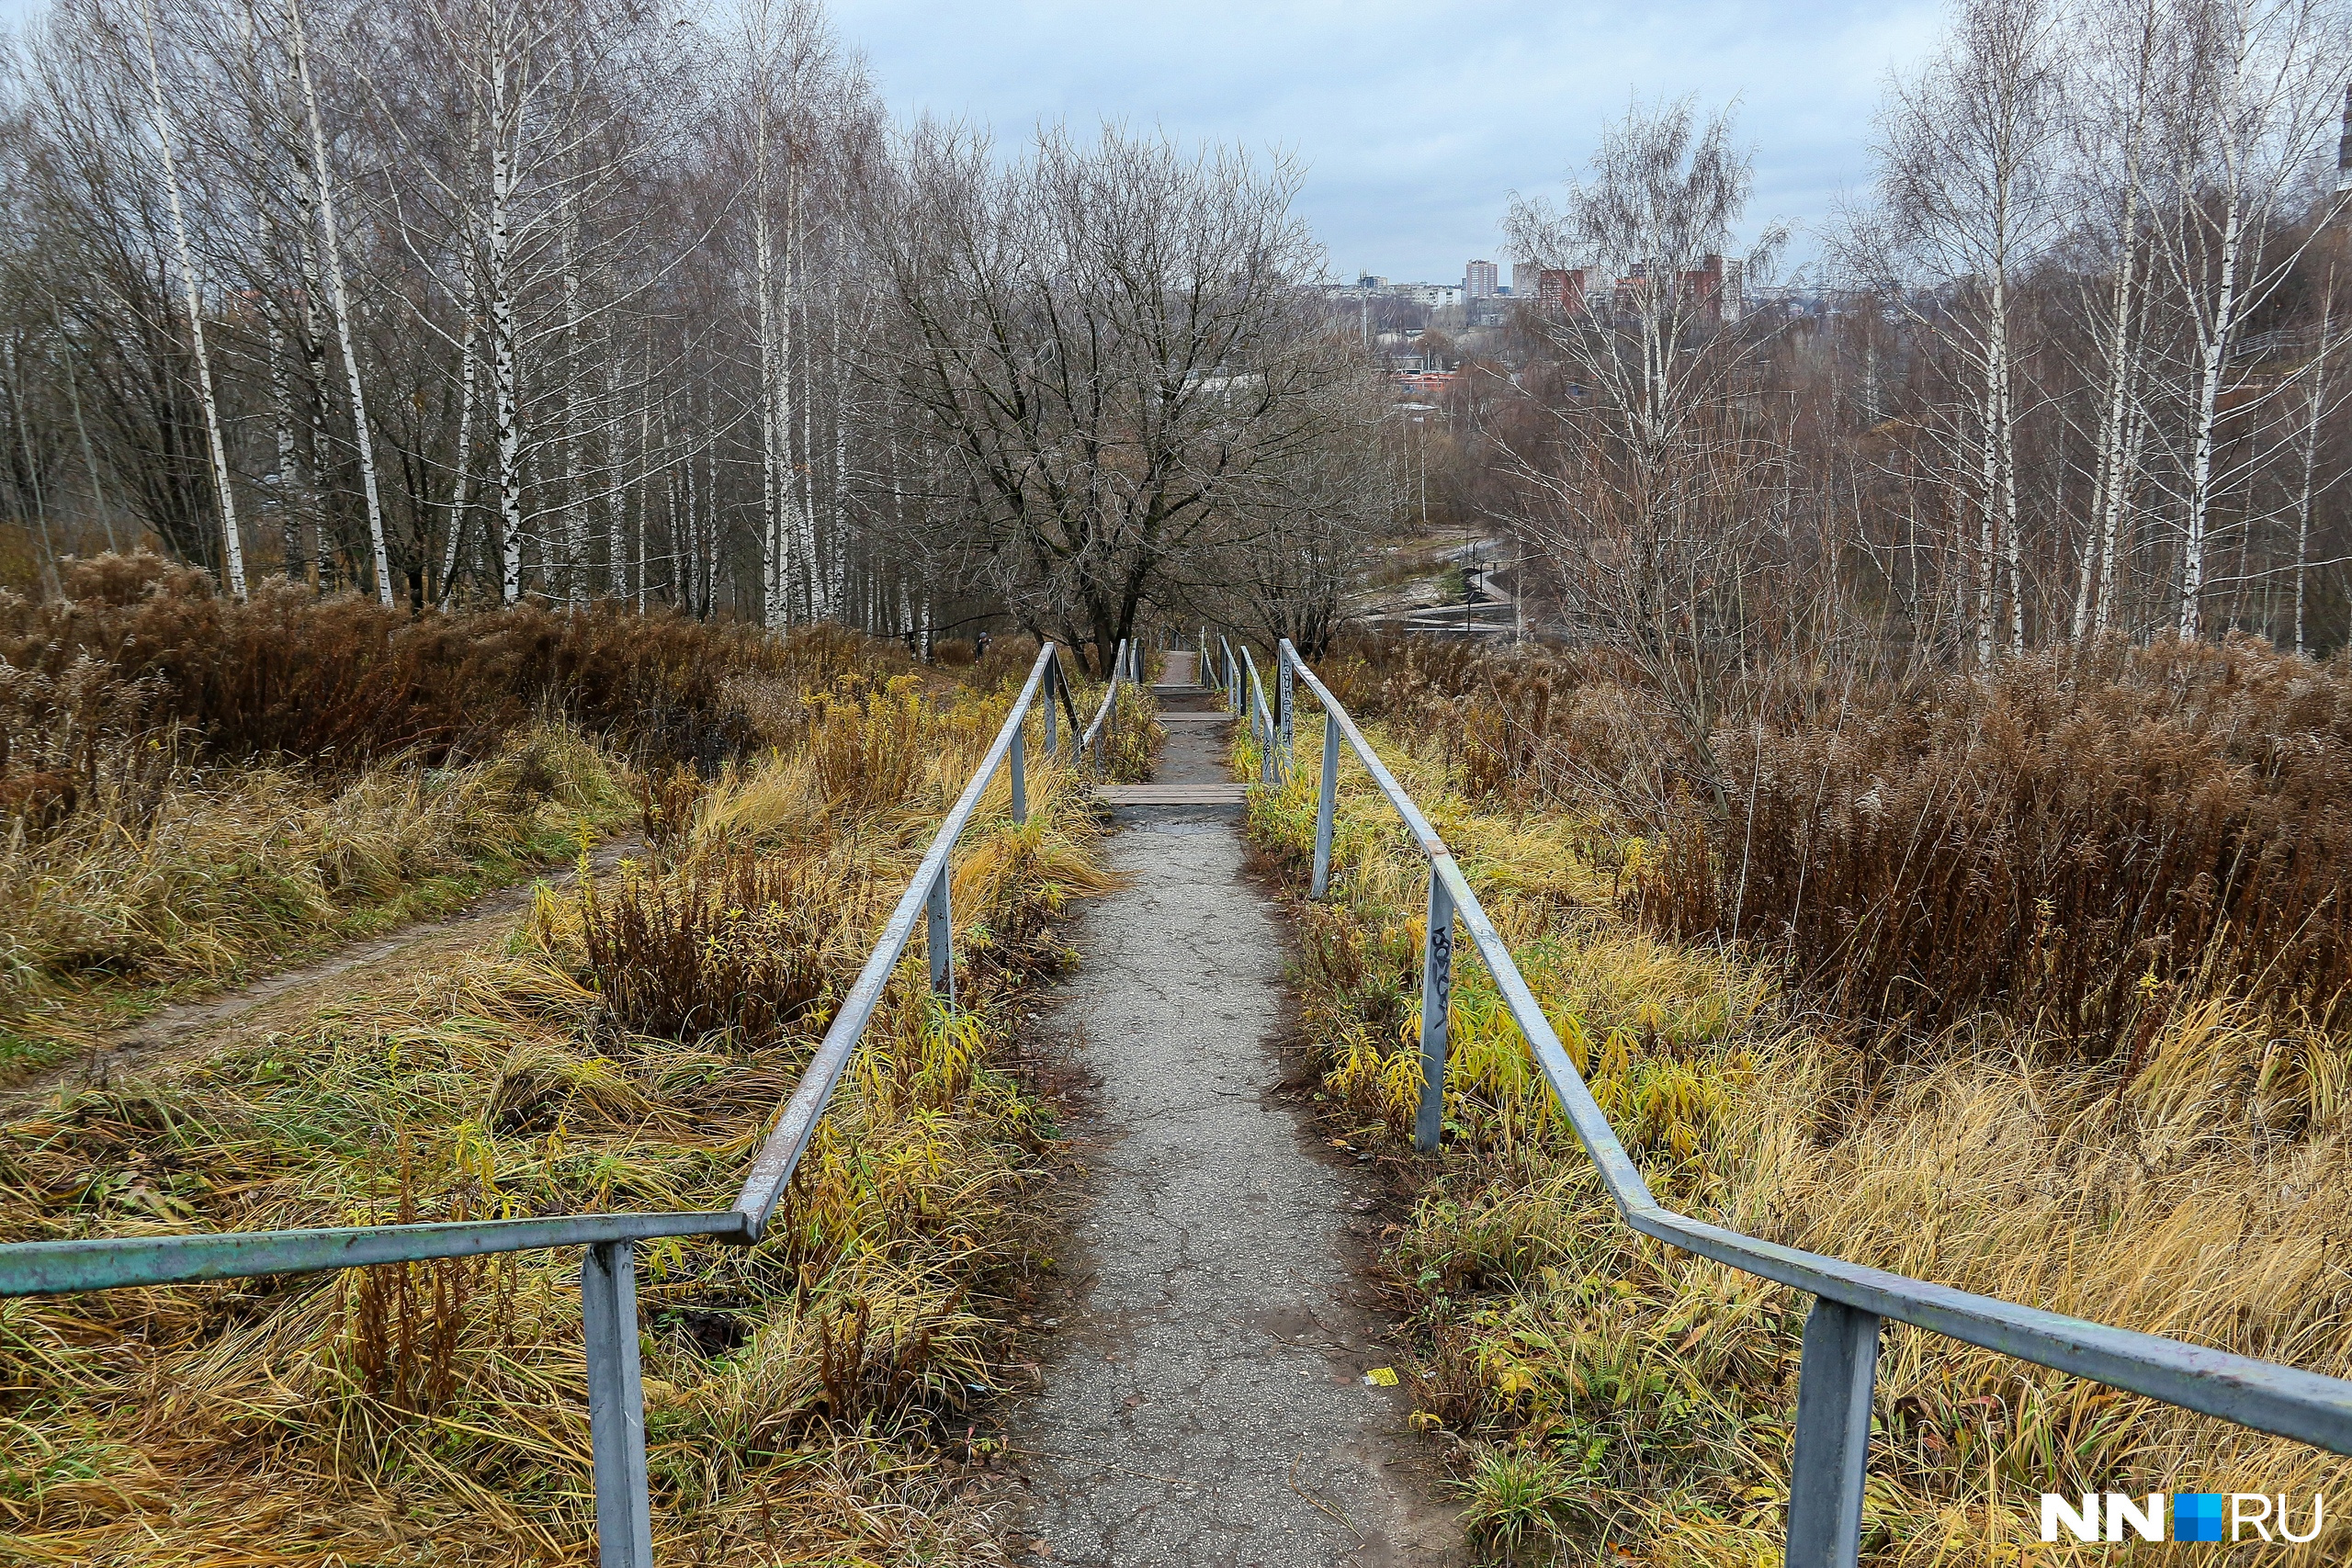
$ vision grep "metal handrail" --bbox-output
[1272,637,2352,1567]
[1077,637,1131,771]
[735,642,1070,1228]
[1238,643,1287,788]
[0,639,1086,1568]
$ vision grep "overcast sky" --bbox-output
[0,0,1952,285]
[830,0,1951,284]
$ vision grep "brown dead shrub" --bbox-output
[1634,637,2352,1053]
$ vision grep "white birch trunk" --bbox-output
[288,0,393,606]
[2083,214,2139,640]
[829,260,849,619]
[560,196,583,606]
[2181,187,2245,640]
[138,0,246,598]
[437,317,480,609]
[295,209,329,583]
[752,68,787,629]
[1975,378,1997,666]
[1992,278,2024,654]
[488,39,524,606]
[2294,288,2333,656]
[263,205,302,579]
[791,179,818,621]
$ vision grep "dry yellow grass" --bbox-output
[1248,702,2352,1565]
[0,668,1119,1564]
[0,724,635,1075]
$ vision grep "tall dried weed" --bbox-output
[1250,669,2352,1564]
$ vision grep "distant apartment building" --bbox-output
[1464,259,1498,299]
[1320,275,1463,308]
[1537,267,1589,312]
[1680,254,1745,321]
[1511,262,1540,299]
[1530,258,1742,321]
[1393,281,1462,308]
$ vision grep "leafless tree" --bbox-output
[861,123,1381,671]
[1502,98,1790,793]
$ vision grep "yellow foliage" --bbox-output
[1250,692,2352,1566]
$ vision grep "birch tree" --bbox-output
[1504,98,1790,785]
[133,0,247,597]
[1864,0,2067,660]
[2143,0,2349,637]
[284,0,392,603]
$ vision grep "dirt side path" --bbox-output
[1004,686,1458,1567]
[9,836,639,1105]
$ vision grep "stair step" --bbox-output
[1099,784,1250,807]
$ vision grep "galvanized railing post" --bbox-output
[1043,657,1058,756]
[1785,1297,1883,1568]
[1416,867,1454,1152]
[1278,645,1294,754]
[1010,725,1027,825]
[582,1240,653,1568]
[1253,664,1272,788]
[926,865,955,1002]
[1311,711,1339,898]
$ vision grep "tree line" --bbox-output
[1433,0,2351,724]
[0,0,1394,667]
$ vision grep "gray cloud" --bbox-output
[831,0,1947,282]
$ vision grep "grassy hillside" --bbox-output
[0,555,926,1075]
[1242,638,2352,1565]
[0,605,1153,1562]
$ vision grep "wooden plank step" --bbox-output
[1099,784,1250,807]
[1157,711,1233,724]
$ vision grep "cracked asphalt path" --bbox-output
[1008,674,1457,1567]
